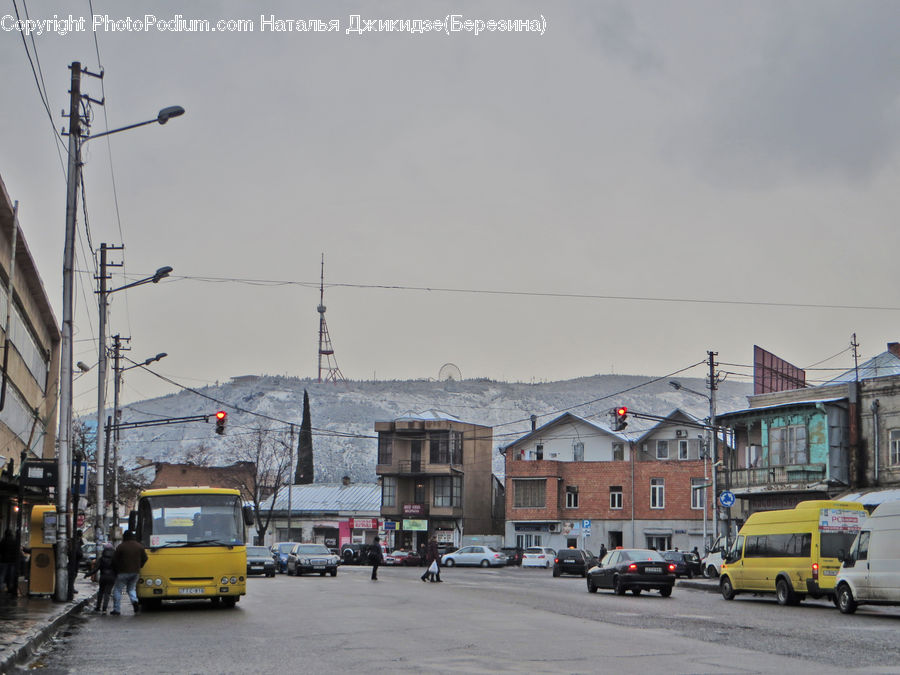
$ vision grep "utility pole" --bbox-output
[57,60,82,602]
[110,334,128,542]
[708,350,719,545]
[287,424,294,540]
[95,243,123,543]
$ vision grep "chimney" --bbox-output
[888,343,900,358]
[530,415,537,431]
[341,475,351,486]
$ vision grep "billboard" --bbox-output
[754,345,806,394]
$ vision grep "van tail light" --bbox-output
[554,558,560,564]
[668,564,676,572]
[812,562,819,581]
[628,563,637,570]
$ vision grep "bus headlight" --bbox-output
[154,578,163,586]
[145,578,154,586]
[230,576,238,584]
[221,577,229,585]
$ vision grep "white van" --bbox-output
[834,500,900,614]
[701,536,727,578]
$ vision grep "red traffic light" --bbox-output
[615,407,627,417]
[215,411,227,435]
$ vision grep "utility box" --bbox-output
[29,504,57,595]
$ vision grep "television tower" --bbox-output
[317,254,345,383]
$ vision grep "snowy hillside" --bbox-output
[114,374,753,482]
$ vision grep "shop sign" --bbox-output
[382,521,396,531]
[403,503,425,516]
[402,519,428,531]
[350,518,378,530]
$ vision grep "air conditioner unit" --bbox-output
[548,523,558,533]
[675,430,687,438]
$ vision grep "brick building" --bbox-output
[148,462,256,503]
[503,411,709,552]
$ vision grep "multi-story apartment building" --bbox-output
[0,175,61,535]
[375,410,500,551]
[503,410,709,553]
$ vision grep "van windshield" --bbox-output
[821,532,858,559]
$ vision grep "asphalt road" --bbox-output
[18,564,900,674]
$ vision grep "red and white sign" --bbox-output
[350,518,378,530]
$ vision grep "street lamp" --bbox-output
[670,380,719,549]
[107,348,167,541]
[95,264,172,544]
[57,59,184,600]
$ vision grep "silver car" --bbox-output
[441,545,506,568]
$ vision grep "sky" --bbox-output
[2,0,899,415]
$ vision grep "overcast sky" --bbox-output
[2,0,899,413]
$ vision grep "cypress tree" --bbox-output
[295,389,314,484]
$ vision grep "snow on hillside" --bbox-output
[114,374,753,482]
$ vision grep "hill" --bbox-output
[115,374,753,482]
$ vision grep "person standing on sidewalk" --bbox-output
[85,543,116,613]
[421,536,442,582]
[0,529,17,595]
[111,531,147,615]
[369,536,383,581]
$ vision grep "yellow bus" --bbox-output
[720,499,866,606]
[131,487,255,609]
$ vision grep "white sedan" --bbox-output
[522,546,556,568]
[441,545,506,567]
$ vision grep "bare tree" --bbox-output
[177,442,216,466]
[224,426,292,545]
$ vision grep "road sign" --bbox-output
[719,491,736,508]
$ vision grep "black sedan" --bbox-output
[246,545,276,577]
[661,550,697,578]
[553,549,598,577]
[287,543,339,576]
[586,548,676,597]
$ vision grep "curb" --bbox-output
[0,592,95,675]
[677,578,721,593]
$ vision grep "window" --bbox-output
[535,443,544,461]
[433,476,454,507]
[609,486,623,510]
[573,442,584,462]
[377,434,392,464]
[565,486,579,509]
[769,424,808,465]
[450,431,462,464]
[891,430,900,466]
[612,443,624,461]
[656,440,669,460]
[0,285,49,390]
[382,476,396,507]
[516,534,542,548]
[430,431,450,464]
[513,479,546,508]
[414,481,426,504]
[646,535,670,551]
[691,477,706,510]
[679,439,689,460]
[650,478,665,509]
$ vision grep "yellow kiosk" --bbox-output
[29,504,57,595]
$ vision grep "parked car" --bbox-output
[522,546,556,568]
[553,548,598,577]
[271,542,300,573]
[835,500,900,614]
[386,550,422,566]
[246,545,276,577]
[441,545,506,567]
[500,547,524,566]
[287,543,339,576]
[661,551,696,578]
[586,548,676,597]
[436,544,458,559]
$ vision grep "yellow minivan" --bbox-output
[719,500,866,605]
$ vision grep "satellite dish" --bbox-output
[438,363,462,382]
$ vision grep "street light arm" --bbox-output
[84,106,185,142]
[109,266,173,294]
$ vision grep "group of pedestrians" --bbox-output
[367,535,444,583]
[84,530,147,615]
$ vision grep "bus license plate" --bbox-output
[823,569,838,576]
[178,587,205,595]
[645,567,661,573]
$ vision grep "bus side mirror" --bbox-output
[242,505,255,527]
[128,510,137,533]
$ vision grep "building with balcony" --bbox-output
[375,410,499,552]
[503,410,710,553]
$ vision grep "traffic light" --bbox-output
[611,406,628,431]
[215,410,227,435]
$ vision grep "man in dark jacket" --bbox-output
[111,530,147,615]
[86,543,116,613]
[421,536,442,582]
[0,529,17,595]
[369,536,383,581]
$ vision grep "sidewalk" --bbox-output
[0,577,96,674]
[677,576,720,592]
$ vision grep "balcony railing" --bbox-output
[728,463,827,488]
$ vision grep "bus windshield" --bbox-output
[139,493,245,548]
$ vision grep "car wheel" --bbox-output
[445,559,455,567]
[659,586,672,598]
[686,570,693,579]
[587,578,597,593]
[545,561,551,569]
[720,576,736,600]
[705,565,718,578]
[776,578,797,606]
[330,570,337,577]
[222,596,237,608]
[836,583,857,614]
[287,566,294,576]
[632,588,642,596]
[552,567,560,578]
[614,576,626,596]
[480,560,490,568]
[320,571,326,576]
